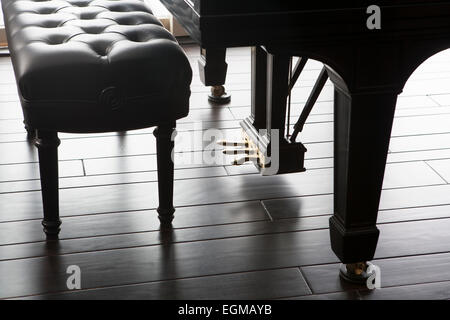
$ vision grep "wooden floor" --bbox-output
[1,44,450,300]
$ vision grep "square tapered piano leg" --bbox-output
[328,68,399,283]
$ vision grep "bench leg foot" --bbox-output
[35,130,61,236]
[154,122,176,226]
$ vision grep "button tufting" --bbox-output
[99,86,123,110]
[1,0,192,113]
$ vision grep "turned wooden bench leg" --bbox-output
[154,122,176,225]
[35,130,61,236]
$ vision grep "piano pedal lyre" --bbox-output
[217,140,261,166]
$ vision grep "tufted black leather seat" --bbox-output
[1,0,192,235]
[2,0,192,132]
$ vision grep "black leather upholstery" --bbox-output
[1,0,192,132]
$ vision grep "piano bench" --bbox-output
[1,0,192,235]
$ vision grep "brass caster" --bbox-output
[339,262,372,285]
[208,85,231,103]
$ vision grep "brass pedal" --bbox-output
[232,155,260,166]
[222,148,255,155]
[217,140,249,148]
[219,140,261,166]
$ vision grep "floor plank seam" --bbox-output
[389,146,450,155]
[297,267,314,295]
[259,200,274,222]
[423,161,449,184]
[80,159,87,176]
[275,214,450,226]
[370,279,450,292]
[427,94,444,106]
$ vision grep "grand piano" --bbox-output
[159,0,450,283]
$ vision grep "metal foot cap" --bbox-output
[339,262,373,285]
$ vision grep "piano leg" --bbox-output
[198,48,231,103]
[249,46,267,130]
[24,120,36,139]
[266,53,290,138]
[329,82,398,283]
